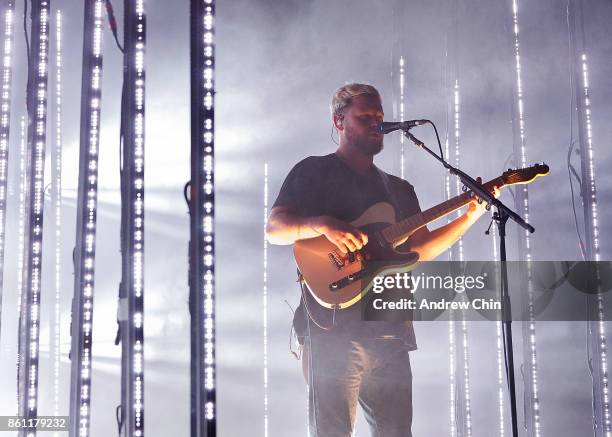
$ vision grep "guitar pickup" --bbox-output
[328,251,345,270]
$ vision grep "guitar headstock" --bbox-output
[501,163,550,186]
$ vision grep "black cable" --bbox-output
[566,0,587,261]
[568,157,582,192]
[104,0,124,53]
[330,125,338,146]
[284,300,302,360]
[299,274,335,331]
[425,120,445,161]
[408,120,445,162]
[568,141,587,260]
[115,404,123,434]
[183,181,191,211]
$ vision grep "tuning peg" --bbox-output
[462,185,468,192]
[485,203,491,211]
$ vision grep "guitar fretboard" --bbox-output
[381,176,504,245]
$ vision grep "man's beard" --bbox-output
[347,130,384,156]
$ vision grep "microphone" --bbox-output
[378,120,429,134]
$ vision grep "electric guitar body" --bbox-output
[294,202,419,309]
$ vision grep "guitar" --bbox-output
[293,164,550,309]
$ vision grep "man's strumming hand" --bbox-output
[311,216,368,254]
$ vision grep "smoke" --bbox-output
[1,0,611,435]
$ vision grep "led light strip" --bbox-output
[263,163,269,437]
[444,43,457,437]
[569,0,610,427]
[15,116,26,411]
[510,0,532,260]
[449,319,456,437]
[510,2,541,435]
[134,0,145,431]
[399,56,405,180]
[567,1,609,433]
[579,54,600,261]
[496,321,506,436]
[0,0,15,337]
[490,223,505,437]
[460,319,472,436]
[18,0,51,430]
[189,0,215,434]
[68,1,104,436]
[450,79,472,437]
[122,0,146,435]
[581,52,610,435]
[452,80,464,261]
[444,59,456,437]
[52,9,62,434]
[203,0,216,426]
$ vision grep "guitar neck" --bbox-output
[381,176,505,245]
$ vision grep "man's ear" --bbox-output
[333,115,344,130]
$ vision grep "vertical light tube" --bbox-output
[263,163,269,437]
[490,223,505,437]
[119,0,146,435]
[68,1,104,436]
[449,319,456,437]
[460,319,472,437]
[189,0,216,434]
[581,50,610,436]
[510,0,532,259]
[15,115,26,411]
[444,35,462,437]
[568,0,609,433]
[51,9,62,432]
[578,54,599,260]
[18,1,51,433]
[0,0,15,339]
[452,81,464,261]
[399,56,405,180]
[451,79,471,437]
[133,2,145,433]
[509,1,541,435]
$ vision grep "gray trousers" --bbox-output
[306,324,413,437]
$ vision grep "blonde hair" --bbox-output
[330,83,381,117]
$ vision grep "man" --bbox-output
[266,83,495,437]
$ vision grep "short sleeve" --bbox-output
[272,157,322,216]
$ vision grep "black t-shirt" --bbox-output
[273,153,420,349]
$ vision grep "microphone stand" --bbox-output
[403,129,534,437]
